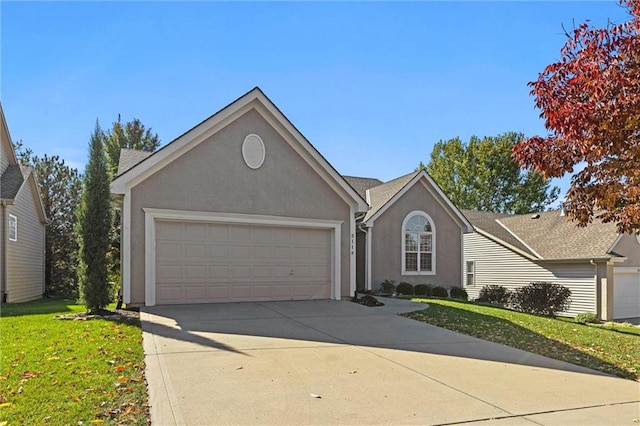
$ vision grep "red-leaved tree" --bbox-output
[513,0,640,233]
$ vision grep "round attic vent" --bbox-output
[242,133,265,169]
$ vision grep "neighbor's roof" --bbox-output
[464,209,621,260]
[461,209,535,257]
[342,175,383,199]
[117,148,153,176]
[1,164,31,200]
[499,210,620,260]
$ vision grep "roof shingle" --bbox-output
[117,148,154,176]
[1,164,30,200]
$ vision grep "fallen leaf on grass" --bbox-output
[0,402,13,408]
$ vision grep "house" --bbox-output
[0,103,47,303]
[462,209,640,320]
[344,172,473,291]
[111,88,472,307]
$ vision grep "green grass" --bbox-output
[405,298,640,381]
[0,298,148,425]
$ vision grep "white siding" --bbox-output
[6,178,45,303]
[463,233,596,317]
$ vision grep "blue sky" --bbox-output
[1,1,632,204]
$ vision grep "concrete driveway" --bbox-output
[141,300,639,425]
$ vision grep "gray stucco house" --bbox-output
[112,88,472,307]
[462,209,640,320]
[345,172,472,291]
[0,103,47,303]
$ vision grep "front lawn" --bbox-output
[405,298,640,381]
[0,298,148,425]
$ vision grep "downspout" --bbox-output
[357,221,370,291]
[1,201,6,303]
[590,259,599,319]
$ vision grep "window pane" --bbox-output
[405,253,418,271]
[406,215,430,232]
[420,234,432,252]
[466,261,474,273]
[405,233,418,251]
[466,274,474,287]
[420,253,432,271]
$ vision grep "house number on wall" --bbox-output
[351,233,355,255]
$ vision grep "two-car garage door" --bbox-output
[154,220,332,304]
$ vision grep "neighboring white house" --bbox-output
[0,103,47,303]
[462,209,640,320]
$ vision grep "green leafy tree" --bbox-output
[104,115,160,176]
[422,132,559,214]
[13,144,83,297]
[77,122,113,312]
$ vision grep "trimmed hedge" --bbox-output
[449,286,468,300]
[396,282,414,296]
[432,286,449,298]
[414,284,432,296]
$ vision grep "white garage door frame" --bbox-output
[143,208,342,306]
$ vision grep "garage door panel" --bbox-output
[185,223,208,241]
[158,265,182,280]
[157,243,182,258]
[614,271,640,319]
[208,245,228,259]
[155,220,332,304]
[157,286,182,303]
[206,286,229,300]
[184,265,206,279]
[184,244,207,258]
[229,226,251,242]
[208,265,230,278]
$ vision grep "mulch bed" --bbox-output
[56,308,140,324]
[351,294,385,307]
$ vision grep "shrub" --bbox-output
[575,312,599,324]
[477,285,511,305]
[414,284,432,296]
[396,282,414,295]
[432,286,449,298]
[449,286,468,300]
[510,282,571,316]
[380,279,396,293]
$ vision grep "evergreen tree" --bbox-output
[77,122,113,312]
[14,144,83,297]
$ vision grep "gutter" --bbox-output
[1,201,6,303]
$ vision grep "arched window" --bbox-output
[402,211,435,275]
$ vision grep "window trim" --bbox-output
[401,210,435,275]
[8,214,17,242]
[466,260,475,287]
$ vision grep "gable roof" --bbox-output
[117,148,153,176]
[351,170,472,232]
[499,210,620,260]
[464,209,621,260]
[1,164,30,200]
[0,103,18,171]
[343,176,383,200]
[111,87,368,212]
[364,171,418,222]
[461,209,536,258]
